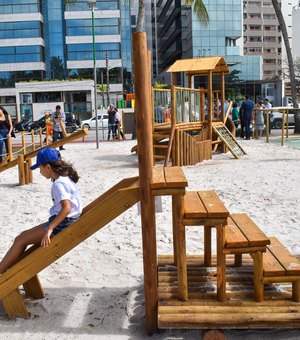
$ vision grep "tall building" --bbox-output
[0,0,133,121]
[151,0,261,89]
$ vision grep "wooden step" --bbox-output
[225,214,270,249]
[264,237,300,277]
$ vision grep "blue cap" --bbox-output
[30,148,60,170]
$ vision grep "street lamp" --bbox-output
[87,0,99,149]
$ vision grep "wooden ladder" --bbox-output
[212,122,246,159]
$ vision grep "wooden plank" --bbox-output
[231,214,270,247]
[164,166,188,188]
[158,312,300,328]
[198,191,229,218]
[268,237,300,276]
[23,275,45,299]
[151,167,165,188]
[158,305,300,314]
[2,289,30,319]
[225,217,249,248]
[184,191,207,218]
[263,249,286,277]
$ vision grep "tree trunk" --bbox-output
[271,0,300,133]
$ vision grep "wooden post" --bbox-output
[27,158,33,183]
[208,71,213,140]
[285,110,289,139]
[220,72,225,123]
[18,154,25,186]
[217,225,226,301]
[21,132,26,155]
[132,32,157,335]
[281,110,285,146]
[253,251,264,302]
[7,135,13,161]
[39,128,43,147]
[266,111,269,143]
[31,130,35,151]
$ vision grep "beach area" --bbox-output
[0,137,300,340]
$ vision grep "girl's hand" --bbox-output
[41,229,53,248]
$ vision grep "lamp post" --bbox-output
[87,0,99,149]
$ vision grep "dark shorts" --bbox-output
[44,215,78,236]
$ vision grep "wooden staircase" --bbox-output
[212,122,246,159]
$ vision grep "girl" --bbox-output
[231,102,239,128]
[254,101,265,139]
[0,148,82,274]
[0,106,13,163]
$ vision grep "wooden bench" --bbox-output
[224,213,270,301]
[177,190,229,301]
[263,237,300,302]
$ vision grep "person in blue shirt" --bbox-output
[239,95,254,140]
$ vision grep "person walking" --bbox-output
[0,148,82,274]
[51,105,66,150]
[264,98,272,134]
[239,95,254,140]
[231,102,239,128]
[0,106,13,163]
[107,104,117,140]
[254,100,265,139]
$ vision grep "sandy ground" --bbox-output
[0,138,300,340]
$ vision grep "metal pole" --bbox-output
[101,70,105,107]
[106,50,110,105]
[91,5,99,148]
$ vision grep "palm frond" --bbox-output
[185,0,209,27]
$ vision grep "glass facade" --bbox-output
[191,0,261,81]
[0,0,39,14]
[0,0,133,90]
[0,21,41,39]
[66,18,119,36]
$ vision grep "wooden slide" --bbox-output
[0,176,140,319]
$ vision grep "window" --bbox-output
[66,18,119,36]
[0,21,41,39]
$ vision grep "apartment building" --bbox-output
[0,0,132,121]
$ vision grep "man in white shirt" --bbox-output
[51,105,66,150]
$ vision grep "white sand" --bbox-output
[0,138,300,340]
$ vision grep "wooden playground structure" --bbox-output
[150,57,246,166]
[0,33,300,337]
[0,125,88,185]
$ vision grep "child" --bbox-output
[254,101,265,139]
[231,102,239,128]
[0,148,82,274]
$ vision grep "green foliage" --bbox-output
[154,81,168,89]
[184,0,209,27]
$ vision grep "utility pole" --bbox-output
[106,50,110,105]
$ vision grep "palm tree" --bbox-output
[271,0,300,132]
[134,0,209,32]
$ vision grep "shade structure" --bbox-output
[167,56,229,76]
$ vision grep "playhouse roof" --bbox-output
[167,56,229,75]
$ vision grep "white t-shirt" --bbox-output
[50,176,82,218]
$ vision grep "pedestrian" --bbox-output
[107,104,117,140]
[0,148,82,274]
[264,98,272,134]
[115,110,125,140]
[231,102,239,128]
[0,106,13,163]
[254,100,265,139]
[239,95,254,140]
[51,105,66,150]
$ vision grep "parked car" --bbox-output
[28,112,80,134]
[81,114,109,130]
[269,111,295,129]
